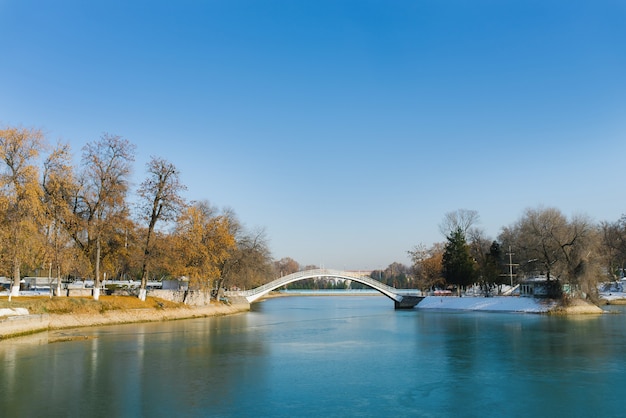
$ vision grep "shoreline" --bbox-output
[48,302,251,329]
[604,299,626,305]
[417,295,604,314]
[1,294,607,341]
[272,292,605,314]
[0,301,251,341]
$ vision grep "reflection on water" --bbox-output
[1,298,625,417]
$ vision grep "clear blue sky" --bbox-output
[2,1,625,270]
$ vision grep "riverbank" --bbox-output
[599,291,626,305]
[0,296,251,340]
[47,302,250,329]
[1,293,605,340]
[416,295,604,314]
[272,292,605,314]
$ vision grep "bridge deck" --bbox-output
[226,269,424,309]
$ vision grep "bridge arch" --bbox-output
[236,269,423,309]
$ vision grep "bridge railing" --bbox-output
[239,268,401,298]
[237,269,320,297]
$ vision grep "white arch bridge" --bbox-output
[229,269,424,309]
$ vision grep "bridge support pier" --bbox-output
[394,296,425,309]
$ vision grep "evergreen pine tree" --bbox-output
[442,227,476,292]
[485,241,504,285]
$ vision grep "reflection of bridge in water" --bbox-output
[233,269,424,309]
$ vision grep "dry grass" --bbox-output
[0,295,183,315]
[549,297,605,315]
[604,299,626,305]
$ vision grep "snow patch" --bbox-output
[417,296,557,313]
[600,292,626,301]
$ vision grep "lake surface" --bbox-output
[1,296,625,417]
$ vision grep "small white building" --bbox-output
[162,277,188,290]
[519,277,552,298]
[23,276,60,290]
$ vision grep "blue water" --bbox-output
[1,296,625,417]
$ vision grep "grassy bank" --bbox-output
[0,295,183,315]
[0,295,250,340]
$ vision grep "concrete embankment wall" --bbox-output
[149,289,213,306]
[67,289,92,297]
[149,290,250,307]
[46,303,250,331]
[0,314,50,339]
[1,285,253,342]
[0,299,251,340]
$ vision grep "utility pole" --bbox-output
[505,246,518,287]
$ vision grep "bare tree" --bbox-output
[71,134,135,300]
[218,209,274,290]
[439,209,480,237]
[136,157,186,301]
[467,227,495,291]
[500,206,600,299]
[274,257,301,277]
[517,207,569,279]
[599,216,626,280]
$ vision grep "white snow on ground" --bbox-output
[600,292,626,301]
[417,296,558,313]
[598,282,626,302]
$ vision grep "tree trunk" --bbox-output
[93,236,101,301]
[138,226,153,301]
[139,263,148,301]
[55,265,62,297]
[48,262,53,299]
[9,257,20,302]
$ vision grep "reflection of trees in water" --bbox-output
[0,317,268,416]
[134,318,268,414]
[510,317,612,376]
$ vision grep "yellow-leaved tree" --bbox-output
[172,201,236,292]
[42,142,79,295]
[0,127,46,300]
